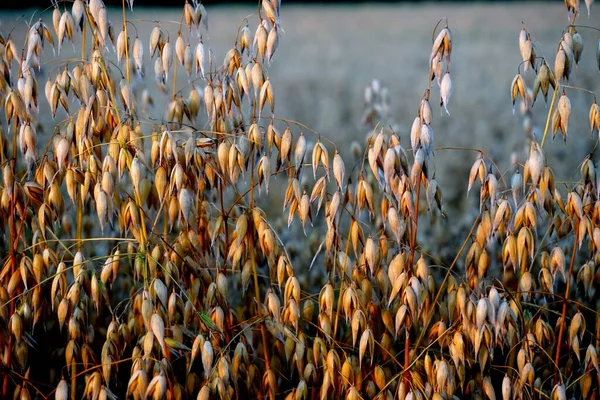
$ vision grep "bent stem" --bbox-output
[541,11,578,148]
[540,82,558,148]
[412,211,482,356]
[122,0,130,83]
[248,146,274,400]
[333,145,370,340]
[2,117,18,400]
[404,173,422,384]
[554,219,579,384]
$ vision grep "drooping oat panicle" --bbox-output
[145,374,167,400]
[175,32,185,67]
[431,52,443,85]
[55,379,68,400]
[426,179,442,212]
[149,24,163,58]
[17,71,37,114]
[586,0,594,16]
[71,0,84,30]
[257,155,271,194]
[555,43,571,81]
[89,0,102,22]
[533,61,553,104]
[596,39,600,70]
[3,164,14,198]
[262,0,280,26]
[196,3,209,31]
[52,6,60,35]
[252,57,265,99]
[266,23,280,64]
[195,38,206,79]
[312,140,323,179]
[270,0,282,17]
[467,155,486,195]
[151,313,166,356]
[293,131,306,177]
[161,38,173,83]
[511,73,526,113]
[552,91,571,141]
[519,26,533,71]
[224,47,241,75]
[410,116,421,153]
[240,24,252,55]
[132,36,144,77]
[181,43,193,78]
[430,27,452,67]
[4,37,18,68]
[333,150,345,191]
[25,31,41,69]
[57,11,75,54]
[259,79,274,117]
[527,141,545,189]
[420,123,434,157]
[154,57,166,91]
[97,5,109,50]
[572,30,584,65]
[589,100,600,135]
[419,95,432,125]
[94,184,109,233]
[116,28,128,66]
[511,169,522,206]
[440,72,452,115]
[184,1,195,26]
[235,66,250,99]
[254,20,268,62]
[565,0,580,18]
[120,79,134,115]
[178,187,194,227]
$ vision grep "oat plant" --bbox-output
[1,0,600,399]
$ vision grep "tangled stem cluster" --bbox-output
[1,1,600,399]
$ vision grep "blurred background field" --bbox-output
[1,2,599,227]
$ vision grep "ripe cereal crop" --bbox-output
[1,1,600,399]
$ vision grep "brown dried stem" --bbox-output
[554,219,579,384]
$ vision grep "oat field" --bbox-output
[5,3,599,206]
[1,0,600,399]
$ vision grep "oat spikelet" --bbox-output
[266,23,280,64]
[72,0,84,31]
[161,39,173,83]
[132,37,144,77]
[519,26,533,71]
[333,150,345,191]
[254,20,268,62]
[440,72,452,115]
[195,38,206,79]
